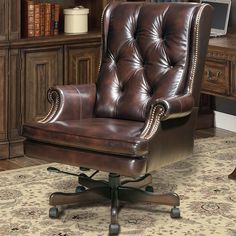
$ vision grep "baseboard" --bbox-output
[214,111,236,132]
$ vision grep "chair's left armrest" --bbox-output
[40,84,97,123]
[140,94,194,139]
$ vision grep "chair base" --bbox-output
[49,173,180,235]
[228,168,236,180]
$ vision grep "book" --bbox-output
[40,3,45,36]
[34,3,41,37]
[44,3,51,36]
[54,4,60,35]
[22,1,61,38]
[50,4,55,35]
[22,0,35,37]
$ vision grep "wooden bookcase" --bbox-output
[0,0,107,159]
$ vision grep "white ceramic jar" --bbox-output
[64,6,89,34]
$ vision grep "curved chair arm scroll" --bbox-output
[39,84,97,123]
[140,94,194,139]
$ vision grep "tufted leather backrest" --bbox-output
[95,2,210,122]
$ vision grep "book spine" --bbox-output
[44,3,51,36]
[23,0,35,37]
[54,4,60,35]
[40,3,45,36]
[50,4,55,35]
[34,3,41,37]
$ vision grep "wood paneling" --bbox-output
[9,49,21,139]
[9,0,20,40]
[65,44,101,84]
[8,49,24,158]
[0,49,8,159]
[0,0,8,41]
[231,62,236,98]
[0,50,8,141]
[22,47,63,123]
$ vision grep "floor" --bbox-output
[0,128,235,172]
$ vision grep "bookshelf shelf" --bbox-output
[13,31,101,47]
[19,0,107,39]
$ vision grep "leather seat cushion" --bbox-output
[23,118,148,157]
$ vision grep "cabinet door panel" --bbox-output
[9,49,21,139]
[22,47,63,123]
[65,43,101,85]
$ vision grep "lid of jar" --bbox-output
[64,6,89,15]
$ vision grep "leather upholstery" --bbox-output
[23,2,213,177]
[24,118,148,156]
[40,84,96,123]
[96,3,201,121]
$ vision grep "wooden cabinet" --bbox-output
[65,43,101,85]
[0,49,8,159]
[22,46,63,123]
[198,35,236,129]
[0,0,110,159]
[202,59,230,96]
[201,37,236,100]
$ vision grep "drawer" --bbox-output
[202,59,230,96]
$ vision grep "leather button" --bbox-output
[120,86,125,92]
[149,89,153,96]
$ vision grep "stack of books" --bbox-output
[22,0,60,37]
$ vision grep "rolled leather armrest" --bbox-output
[153,94,194,121]
[40,84,96,123]
[140,94,194,139]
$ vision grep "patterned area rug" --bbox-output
[0,136,236,236]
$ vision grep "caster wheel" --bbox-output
[145,185,154,193]
[79,173,88,178]
[49,207,60,218]
[109,224,120,235]
[75,185,86,193]
[80,167,90,171]
[78,173,88,183]
[170,207,181,219]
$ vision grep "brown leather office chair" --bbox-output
[23,2,213,235]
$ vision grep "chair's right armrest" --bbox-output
[140,94,194,140]
[40,84,96,123]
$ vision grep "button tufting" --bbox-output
[120,85,125,92]
[149,88,154,97]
